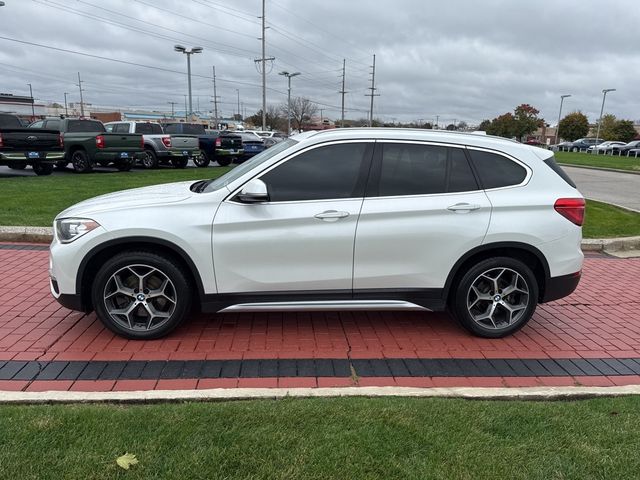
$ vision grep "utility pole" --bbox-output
[339,58,346,128]
[27,83,35,118]
[365,54,379,127]
[236,89,240,120]
[76,72,85,117]
[320,109,324,123]
[254,0,275,131]
[184,95,188,121]
[168,101,177,119]
[279,71,301,136]
[63,92,69,116]
[212,66,219,128]
[435,115,439,129]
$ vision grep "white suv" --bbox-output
[49,129,584,340]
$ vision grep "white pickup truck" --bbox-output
[105,121,201,169]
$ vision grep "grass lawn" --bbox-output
[556,151,640,172]
[584,200,640,238]
[2,396,640,479]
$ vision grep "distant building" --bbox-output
[0,93,46,120]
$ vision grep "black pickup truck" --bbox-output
[0,113,64,175]
[163,123,243,167]
[29,117,144,173]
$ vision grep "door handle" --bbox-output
[447,203,481,212]
[314,210,350,221]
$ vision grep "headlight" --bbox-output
[55,218,100,243]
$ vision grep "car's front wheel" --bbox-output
[193,153,210,168]
[91,251,192,339]
[451,257,538,338]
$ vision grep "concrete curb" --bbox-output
[2,226,639,254]
[559,163,640,176]
[1,385,640,404]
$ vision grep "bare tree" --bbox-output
[282,97,318,132]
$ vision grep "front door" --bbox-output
[213,141,374,294]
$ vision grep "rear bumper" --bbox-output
[216,148,244,156]
[0,151,64,162]
[94,151,144,162]
[542,271,581,303]
[157,149,201,159]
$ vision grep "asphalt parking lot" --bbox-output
[1,244,639,392]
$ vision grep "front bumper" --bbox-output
[0,151,64,162]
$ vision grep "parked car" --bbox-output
[29,118,143,173]
[163,123,241,167]
[202,129,244,166]
[49,128,584,340]
[616,140,640,156]
[550,141,573,152]
[255,131,287,139]
[237,132,265,161]
[568,138,603,152]
[586,141,626,154]
[263,137,283,148]
[0,113,64,175]
[626,148,640,157]
[105,121,200,169]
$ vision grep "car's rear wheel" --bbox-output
[7,161,27,170]
[193,153,210,168]
[33,162,54,176]
[142,149,158,169]
[216,156,231,167]
[91,251,192,339]
[451,257,538,338]
[171,157,188,169]
[71,150,93,173]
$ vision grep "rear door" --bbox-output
[353,141,491,292]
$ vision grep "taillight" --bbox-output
[140,135,145,148]
[554,198,585,226]
[161,136,171,148]
[58,133,64,148]
[215,137,222,147]
[95,135,105,149]
[0,133,3,148]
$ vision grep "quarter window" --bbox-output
[468,150,527,189]
[376,143,478,196]
[259,142,371,202]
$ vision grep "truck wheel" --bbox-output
[171,157,188,169]
[216,157,232,167]
[33,163,54,176]
[142,149,158,169]
[193,153,210,168]
[8,161,27,170]
[117,159,134,172]
[71,150,93,173]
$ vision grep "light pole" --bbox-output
[174,45,203,119]
[595,88,615,153]
[236,89,240,121]
[63,92,69,116]
[27,83,35,118]
[279,71,300,136]
[555,94,571,145]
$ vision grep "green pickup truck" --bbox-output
[29,117,144,173]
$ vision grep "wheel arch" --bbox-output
[76,237,206,311]
[443,242,550,304]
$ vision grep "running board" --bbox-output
[218,300,431,313]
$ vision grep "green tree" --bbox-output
[613,120,638,143]
[595,114,618,140]
[558,112,589,141]
[513,103,543,141]
[486,113,517,138]
[478,119,491,131]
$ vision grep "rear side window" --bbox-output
[164,124,178,134]
[0,115,23,128]
[67,120,105,133]
[544,156,576,188]
[375,143,478,196]
[135,123,162,134]
[113,123,130,133]
[44,119,60,130]
[468,150,527,189]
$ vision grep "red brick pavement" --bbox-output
[1,244,639,392]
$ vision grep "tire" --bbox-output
[71,149,93,173]
[117,159,134,171]
[141,149,158,169]
[91,250,193,340]
[32,163,54,176]
[171,157,188,169]
[450,257,539,338]
[216,156,232,167]
[193,153,210,168]
[7,161,27,170]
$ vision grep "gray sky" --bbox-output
[1,0,638,125]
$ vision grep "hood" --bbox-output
[57,181,195,219]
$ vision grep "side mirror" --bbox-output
[236,178,269,203]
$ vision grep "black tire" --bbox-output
[33,162,54,176]
[7,160,27,170]
[450,257,539,338]
[216,156,232,167]
[55,161,69,170]
[141,149,158,169]
[91,250,193,340]
[116,159,134,171]
[171,157,188,169]
[193,153,210,168]
[71,149,93,173]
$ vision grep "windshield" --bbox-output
[202,138,297,193]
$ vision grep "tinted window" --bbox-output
[44,120,60,130]
[113,123,130,133]
[468,150,527,189]
[67,120,105,133]
[0,115,23,128]
[135,123,162,134]
[260,143,371,202]
[377,144,477,196]
[179,124,205,135]
[29,120,44,129]
[163,124,178,134]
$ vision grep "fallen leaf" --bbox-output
[116,452,139,470]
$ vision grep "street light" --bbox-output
[63,92,69,116]
[174,45,203,119]
[595,88,616,154]
[555,94,571,145]
[27,83,35,118]
[279,71,300,136]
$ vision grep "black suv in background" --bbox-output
[569,138,603,152]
